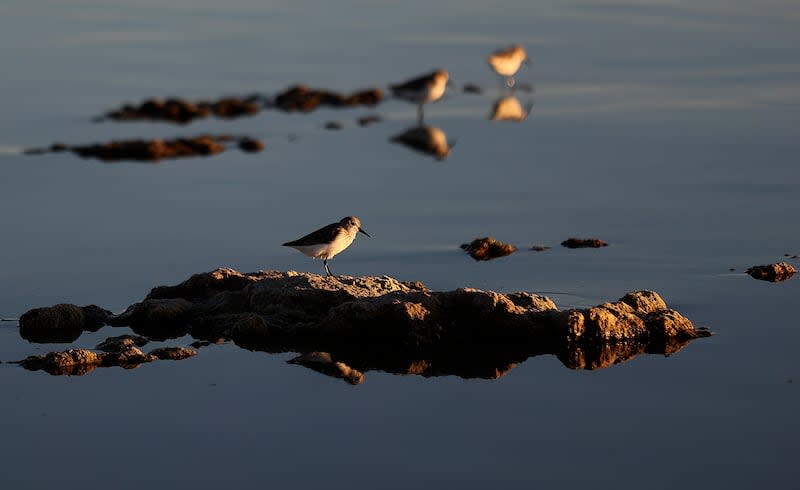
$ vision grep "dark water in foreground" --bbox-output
[1,1,799,488]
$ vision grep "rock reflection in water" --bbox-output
[489,96,533,122]
[390,125,453,160]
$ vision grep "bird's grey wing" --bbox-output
[283,223,343,246]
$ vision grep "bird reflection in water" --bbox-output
[489,95,533,122]
[390,125,454,161]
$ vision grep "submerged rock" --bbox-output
[96,334,149,352]
[746,262,796,282]
[463,83,483,95]
[273,85,383,112]
[530,245,551,252]
[19,304,112,343]
[18,268,711,381]
[561,238,609,249]
[324,121,344,130]
[461,237,517,261]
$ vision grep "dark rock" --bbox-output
[530,245,551,252]
[461,237,517,261]
[357,115,382,127]
[746,262,796,282]
[238,137,265,153]
[19,304,112,343]
[561,238,609,248]
[390,126,452,160]
[50,143,69,152]
[148,347,197,360]
[273,85,383,112]
[462,83,483,95]
[324,121,344,130]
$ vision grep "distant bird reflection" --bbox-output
[488,44,531,89]
[489,95,533,122]
[390,125,454,161]
[390,69,449,126]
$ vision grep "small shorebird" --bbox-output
[488,44,531,88]
[390,69,449,126]
[282,216,370,277]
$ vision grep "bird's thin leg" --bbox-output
[417,103,424,127]
[323,259,333,277]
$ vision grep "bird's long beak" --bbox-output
[359,228,371,237]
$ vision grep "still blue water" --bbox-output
[1,1,798,488]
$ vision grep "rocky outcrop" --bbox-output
[461,237,517,260]
[18,268,711,380]
[19,304,112,343]
[24,135,267,162]
[561,238,609,248]
[99,96,264,124]
[273,85,383,112]
[746,262,796,282]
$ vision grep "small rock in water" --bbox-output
[530,245,551,252]
[561,238,609,248]
[745,262,796,282]
[324,121,344,130]
[288,352,364,385]
[96,334,149,352]
[148,346,197,360]
[238,137,265,153]
[357,115,382,127]
[461,237,517,261]
[273,85,383,112]
[462,83,483,95]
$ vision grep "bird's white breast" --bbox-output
[290,229,356,260]
[427,78,447,103]
[489,55,523,76]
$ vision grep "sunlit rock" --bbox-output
[746,262,796,282]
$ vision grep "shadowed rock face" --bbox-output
[16,268,711,382]
[461,237,517,261]
[273,86,383,112]
[99,96,265,124]
[19,304,112,343]
[746,262,796,282]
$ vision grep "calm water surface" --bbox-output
[1,1,799,488]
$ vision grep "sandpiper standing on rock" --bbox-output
[282,216,370,277]
[390,69,449,126]
[488,44,531,88]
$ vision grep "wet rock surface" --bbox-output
[99,96,265,124]
[461,237,517,260]
[746,262,796,282]
[237,137,265,153]
[16,268,711,381]
[273,85,383,112]
[357,115,382,127]
[561,238,609,248]
[25,135,244,162]
[148,346,198,360]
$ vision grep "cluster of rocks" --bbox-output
[24,135,264,162]
[17,334,196,376]
[13,268,710,382]
[273,85,383,112]
[100,96,265,124]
